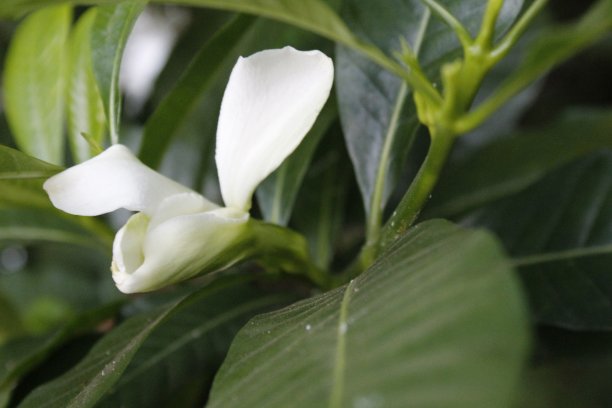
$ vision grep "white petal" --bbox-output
[112,203,249,293]
[216,46,334,211]
[43,144,201,216]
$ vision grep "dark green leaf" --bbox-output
[291,130,350,270]
[67,8,106,163]
[208,220,529,407]
[91,1,146,144]
[19,277,293,408]
[428,109,612,217]
[462,151,612,330]
[256,101,337,226]
[336,0,523,215]
[2,5,71,164]
[139,14,255,169]
[0,303,121,404]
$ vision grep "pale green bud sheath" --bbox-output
[43,47,334,293]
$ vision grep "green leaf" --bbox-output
[208,220,529,407]
[462,152,612,330]
[67,8,106,163]
[0,303,121,404]
[2,5,71,165]
[0,145,113,249]
[0,207,110,251]
[0,292,24,343]
[0,145,63,208]
[0,145,62,181]
[0,0,420,95]
[427,109,612,217]
[292,132,350,270]
[138,14,255,169]
[90,1,146,144]
[19,277,294,408]
[256,101,337,226]
[336,0,523,216]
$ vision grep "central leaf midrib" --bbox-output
[329,279,357,408]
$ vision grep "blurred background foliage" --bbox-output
[0,0,610,406]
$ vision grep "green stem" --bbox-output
[491,0,549,63]
[251,220,330,288]
[475,0,504,48]
[380,127,455,248]
[420,0,472,49]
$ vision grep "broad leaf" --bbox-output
[208,220,529,407]
[138,14,255,169]
[67,8,106,163]
[428,109,612,217]
[19,277,294,408]
[256,101,337,226]
[90,1,146,144]
[2,5,71,165]
[462,151,612,330]
[336,0,523,215]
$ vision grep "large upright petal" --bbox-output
[43,144,210,216]
[216,46,334,211]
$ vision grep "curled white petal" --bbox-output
[43,144,202,216]
[112,194,249,293]
[216,46,334,211]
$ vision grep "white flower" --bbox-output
[43,47,334,293]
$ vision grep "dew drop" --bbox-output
[339,323,348,334]
[305,324,312,331]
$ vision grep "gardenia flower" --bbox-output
[44,47,334,293]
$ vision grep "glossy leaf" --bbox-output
[428,109,612,217]
[19,278,294,408]
[3,5,71,165]
[208,220,528,407]
[91,1,146,144]
[256,101,337,226]
[139,14,255,169]
[67,8,107,163]
[462,152,612,330]
[336,0,523,215]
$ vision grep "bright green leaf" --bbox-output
[91,1,146,144]
[67,8,107,163]
[208,220,529,408]
[3,5,71,165]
